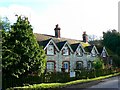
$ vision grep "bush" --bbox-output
[44,72,70,83]
[2,75,43,89]
[3,68,119,89]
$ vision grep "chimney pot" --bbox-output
[54,24,61,38]
[83,31,88,43]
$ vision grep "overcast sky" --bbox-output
[0,0,119,40]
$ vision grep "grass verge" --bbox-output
[7,72,120,90]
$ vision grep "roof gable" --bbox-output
[84,45,93,53]
[71,43,85,53]
[71,43,80,52]
[84,45,99,54]
[101,47,109,56]
[91,45,99,54]
[38,38,59,51]
[60,41,73,52]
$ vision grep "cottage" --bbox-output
[34,24,111,72]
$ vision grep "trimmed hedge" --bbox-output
[9,72,120,90]
[75,68,118,79]
[3,68,120,89]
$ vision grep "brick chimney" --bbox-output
[82,31,88,43]
[54,24,61,38]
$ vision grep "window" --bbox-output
[102,51,106,57]
[91,49,96,56]
[62,45,69,55]
[76,61,83,69]
[47,62,55,72]
[87,61,92,69]
[76,47,83,56]
[47,44,54,55]
[63,62,69,72]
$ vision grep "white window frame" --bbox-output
[87,61,92,69]
[91,49,96,57]
[63,62,69,72]
[102,50,106,57]
[76,47,83,56]
[62,45,69,55]
[47,44,54,55]
[47,61,55,72]
[76,61,83,69]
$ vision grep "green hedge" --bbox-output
[75,68,118,79]
[9,72,120,90]
[2,75,43,89]
[3,68,120,89]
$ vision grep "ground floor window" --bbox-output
[63,61,69,72]
[47,61,55,72]
[76,61,83,69]
[87,61,92,69]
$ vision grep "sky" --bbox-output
[0,0,119,40]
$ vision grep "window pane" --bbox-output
[91,49,96,56]
[102,51,106,57]
[47,45,54,55]
[63,46,69,55]
[77,47,83,56]
[63,62,69,69]
[47,62,54,72]
[76,62,83,69]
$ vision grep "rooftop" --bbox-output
[34,33,90,47]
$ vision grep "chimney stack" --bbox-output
[82,31,88,43]
[54,24,61,38]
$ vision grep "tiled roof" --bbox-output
[56,41,67,50]
[34,33,90,47]
[70,43,80,52]
[38,39,51,48]
[95,45,103,54]
[84,45,94,53]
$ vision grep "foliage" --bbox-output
[3,68,119,89]
[103,30,120,67]
[43,72,71,83]
[112,55,120,68]
[8,72,120,90]
[92,58,104,70]
[2,16,46,79]
[0,17,10,31]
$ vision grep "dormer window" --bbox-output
[102,51,106,57]
[62,45,69,55]
[76,47,83,56]
[91,49,96,56]
[47,43,54,55]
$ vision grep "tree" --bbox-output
[103,30,120,55]
[103,30,120,67]
[92,58,104,70]
[0,17,10,31]
[2,16,46,78]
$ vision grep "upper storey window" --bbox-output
[62,45,69,55]
[47,43,54,55]
[102,51,106,57]
[76,47,83,56]
[91,49,96,56]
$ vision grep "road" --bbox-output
[83,76,120,90]
[89,76,119,88]
[63,76,120,90]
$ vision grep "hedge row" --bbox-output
[3,68,120,89]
